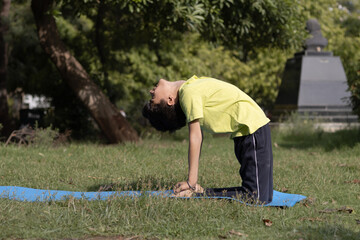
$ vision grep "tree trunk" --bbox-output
[31,0,139,143]
[0,0,11,137]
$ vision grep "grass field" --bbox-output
[0,125,359,239]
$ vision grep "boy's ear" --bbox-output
[167,96,176,106]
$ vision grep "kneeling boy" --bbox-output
[143,76,273,204]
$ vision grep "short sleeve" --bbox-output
[179,90,204,123]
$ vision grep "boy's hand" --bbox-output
[172,182,204,197]
[173,181,190,194]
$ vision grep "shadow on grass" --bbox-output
[297,224,360,239]
[276,128,360,151]
[87,175,176,192]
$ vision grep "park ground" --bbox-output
[0,124,359,239]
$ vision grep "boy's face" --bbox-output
[149,79,172,105]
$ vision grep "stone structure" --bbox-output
[273,19,357,123]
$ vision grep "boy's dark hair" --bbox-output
[142,100,186,132]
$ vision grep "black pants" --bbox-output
[195,124,273,204]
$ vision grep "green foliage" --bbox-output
[58,0,303,59]
[333,37,360,116]
[201,0,306,59]
[7,1,55,95]
[229,48,289,109]
[342,16,360,37]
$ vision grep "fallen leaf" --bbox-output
[274,142,279,148]
[263,219,273,227]
[345,179,360,184]
[281,187,288,193]
[68,178,75,185]
[319,206,354,214]
[339,206,354,213]
[338,163,347,167]
[229,230,248,237]
[38,152,44,157]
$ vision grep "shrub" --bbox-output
[31,125,60,148]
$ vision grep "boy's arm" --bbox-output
[174,119,202,193]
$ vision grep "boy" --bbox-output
[142,76,273,204]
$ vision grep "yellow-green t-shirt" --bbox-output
[179,76,270,137]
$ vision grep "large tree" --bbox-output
[31,0,139,143]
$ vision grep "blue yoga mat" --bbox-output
[0,186,306,207]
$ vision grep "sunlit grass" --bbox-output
[0,126,359,239]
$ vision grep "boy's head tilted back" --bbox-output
[142,99,186,132]
[142,78,187,132]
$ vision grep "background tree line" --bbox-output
[0,0,359,142]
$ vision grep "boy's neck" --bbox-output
[171,80,186,103]
[174,80,186,91]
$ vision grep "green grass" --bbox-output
[0,127,360,239]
